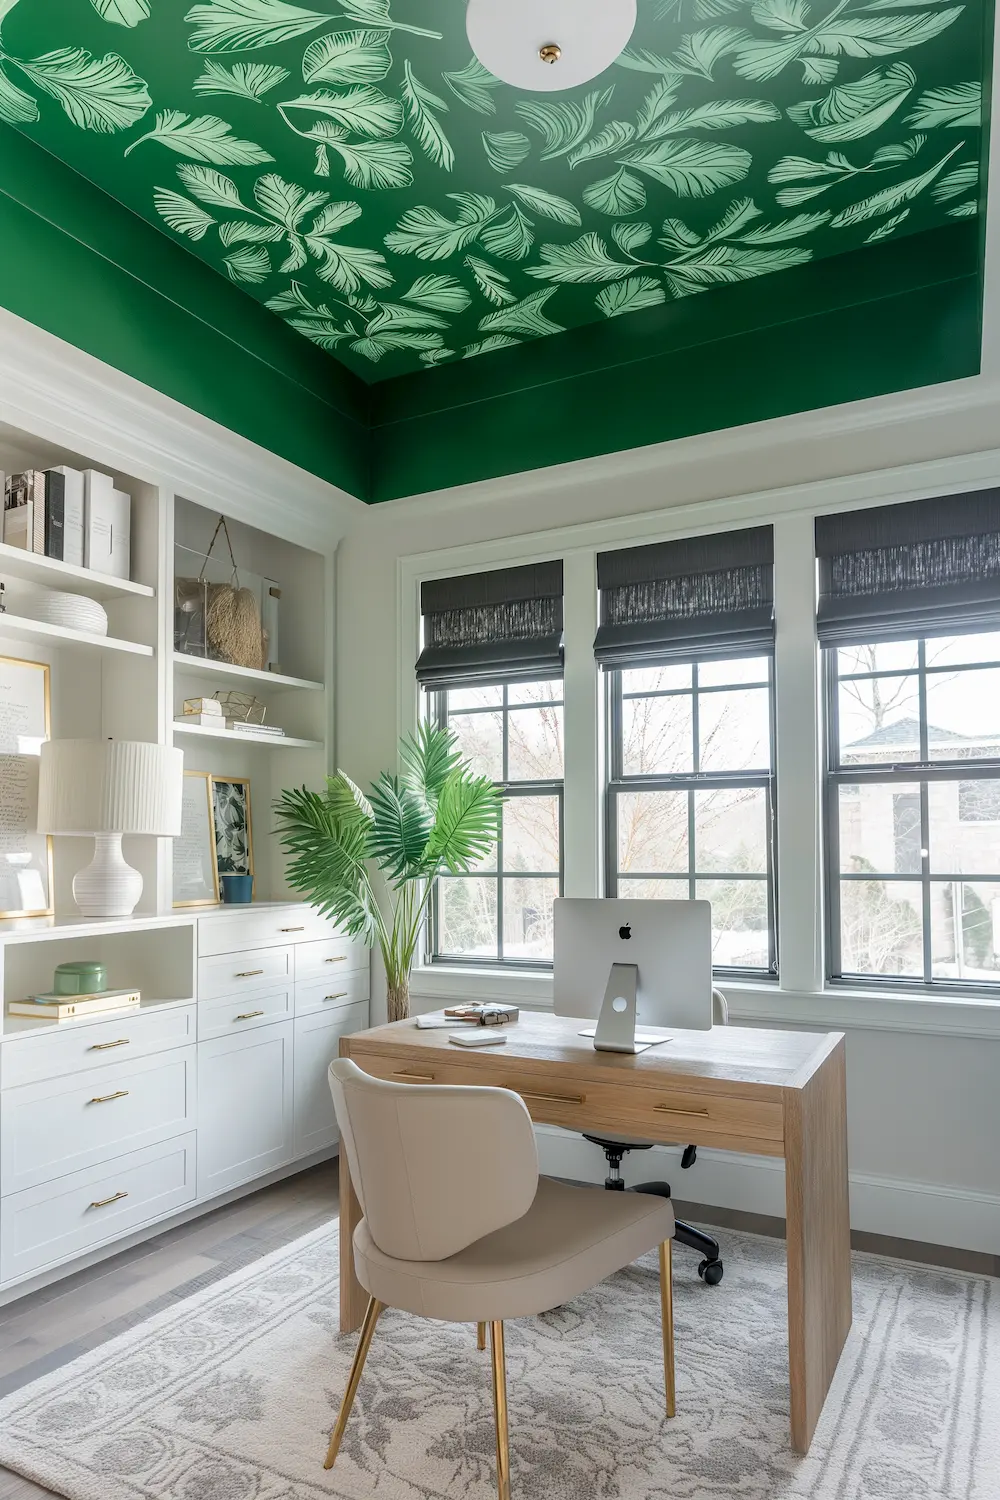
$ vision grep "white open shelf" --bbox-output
[172,653,322,693]
[0,542,154,600]
[172,720,322,750]
[0,613,153,657]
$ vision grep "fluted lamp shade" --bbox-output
[38,740,184,918]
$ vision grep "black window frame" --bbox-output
[824,636,1000,995]
[604,654,779,981]
[427,680,565,970]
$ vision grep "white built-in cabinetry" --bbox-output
[0,903,370,1299]
[0,395,369,1305]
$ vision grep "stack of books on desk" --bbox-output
[9,989,141,1022]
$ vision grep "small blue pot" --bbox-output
[220,874,254,904]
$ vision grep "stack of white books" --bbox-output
[225,721,286,738]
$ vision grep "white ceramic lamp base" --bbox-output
[72,833,144,918]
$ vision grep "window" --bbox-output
[818,488,1000,992]
[607,657,777,975]
[827,634,1000,987]
[430,680,564,965]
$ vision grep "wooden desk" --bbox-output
[339,1013,851,1455]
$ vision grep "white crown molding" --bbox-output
[0,307,363,552]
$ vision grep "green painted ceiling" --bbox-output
[0,0,987,386]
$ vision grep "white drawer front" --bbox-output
[295,967,370,1018]
[294,1002,369,1157]
[198,906,330,957]
[1,1005,196,1091]
[295,935,368,982]
[199,985,293,1041]
[198,1023,293,1199]
[1,1047,197,1196]
[0,1132,197,1286]
[198,946,291,1000]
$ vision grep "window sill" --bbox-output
[409,967,1000,1038]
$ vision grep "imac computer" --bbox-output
[553,898,713,1051]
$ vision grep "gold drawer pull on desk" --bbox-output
[88,1038,129,1052]
[235,968,264,978]
[392,1070,434,1083]
[89,1090,129,1104]
[235,1010,265,1021]
[514,1090,586,1107]
[654,1104,710,1118]
[90,1190,128,1209]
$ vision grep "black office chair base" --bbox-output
[583,1134,724,1285]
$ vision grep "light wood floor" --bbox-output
[0,1164,994,1500]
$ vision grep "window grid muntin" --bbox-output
[430,682,564,968]
[607,658,778,979]
[825,635,1000,994]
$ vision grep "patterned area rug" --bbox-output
[0,1220,996,1500]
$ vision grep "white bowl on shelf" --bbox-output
[21,590,109,636]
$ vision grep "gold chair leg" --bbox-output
[324,1296,384,1469]
[489,1321,511,1500]
[477,1322,487,1351]
[659,1239,676,1419]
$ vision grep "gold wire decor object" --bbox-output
[213,691,266,725]
[202,516,266,670]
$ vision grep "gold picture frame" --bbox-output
[210,775,254,879]
[0,655,53,919]
[173,770,221,908]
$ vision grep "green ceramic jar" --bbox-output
[53,960,108,996]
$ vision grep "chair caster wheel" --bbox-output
[698,1258,724,1285]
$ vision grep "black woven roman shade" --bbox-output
[415,561,564,689]
[816,490,1000,647]
[594,526,774,667]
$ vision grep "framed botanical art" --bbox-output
[173,770,220,907]
[210,776,254,878]
[0,655,53,919]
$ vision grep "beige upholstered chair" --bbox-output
[326,1058,676,1500]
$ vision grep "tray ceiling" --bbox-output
[0,0,985,385]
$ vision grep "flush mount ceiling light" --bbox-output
[466,0,637,93]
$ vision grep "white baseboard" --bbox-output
[535,1127,1000,1258]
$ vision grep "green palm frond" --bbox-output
[399,720,462,806]
[273,783,382,945]
[424,770,502,874]
[367,771,434,884]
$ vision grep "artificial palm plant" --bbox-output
[274,724,501,1021]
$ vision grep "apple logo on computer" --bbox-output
[619,923,631,940]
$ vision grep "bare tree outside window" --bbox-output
[608,657,776,976]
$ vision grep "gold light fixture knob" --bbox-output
[538,43,562,63]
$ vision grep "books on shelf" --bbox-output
[226,721,286,737]
[2,466,128,578]
[9,988,142,1021]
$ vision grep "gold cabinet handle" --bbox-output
[90,1190,128,1209]
[280,926,305,932]
[392,1071,435,1082]
[654,1104,710,1118]
[88,1038,130,1051]
[324,955,346,963]
[235,1010,265,1021]
[513,1090,586,1106]
[323,992,347,1002]
[234,969,264,978]
[89,1090,129,1104]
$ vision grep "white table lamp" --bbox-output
[37,740,184,918]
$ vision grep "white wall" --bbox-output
[336,381,1000,1255]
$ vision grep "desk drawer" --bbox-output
[295,968,370,1017]
[1,1005,195,1090]
[199,947,292,1000]
[295,936,368,982]
[199,985,293,1040]
[198,907,330,957]
[0,1133,197,1286]
[1,1047,197,1195]
[355,1054,784,1153]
